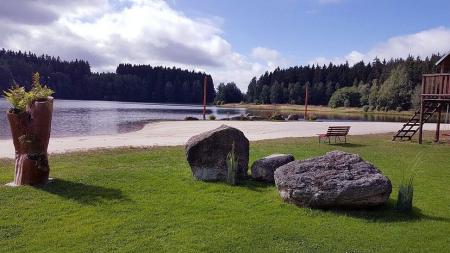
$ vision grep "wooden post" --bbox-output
[304,83,308,120]
[434,104,442,142]
[203,76,207,120]
[446,104,449,124]
[418,77,425,144]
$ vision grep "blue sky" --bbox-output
[173,0,450,65]
[1,0,450,90]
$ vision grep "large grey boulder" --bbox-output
[274,151,392,208]
[251,154,295,182]
[185,125,249,181]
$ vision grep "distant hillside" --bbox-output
[0,49,215,104]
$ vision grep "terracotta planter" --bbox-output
[6,97,53,185]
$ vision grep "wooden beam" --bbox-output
[435,104,442,142]
[419,78,425,144]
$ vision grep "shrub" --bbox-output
[328,86,361,108]
[208,115,216,120]
[396,106,402,112]
[226,142,238,185]
[270,113,284,121]
[362,105,369,112]
[308,114,318,121]
[369,105,375,111]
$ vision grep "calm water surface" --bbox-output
[1,98,422,140]
[0,99,245,140]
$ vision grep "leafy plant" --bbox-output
[226,142,238,185]
[3,72,54,113]
[30,72,54,100]
[208,115,216,120]
[3,85,31,113]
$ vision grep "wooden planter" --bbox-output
[6,97,53,185]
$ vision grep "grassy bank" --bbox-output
[220,103,414,116]
[1,134,449,252]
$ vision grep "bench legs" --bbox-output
[318,136,331,144]
[319,135,347,144]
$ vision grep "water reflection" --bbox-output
[0,99,245,139]
[1,99,449,140]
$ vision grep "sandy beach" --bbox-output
[0,120,446,159]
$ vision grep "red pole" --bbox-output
[304,83,308,120]
[203,76,207,120]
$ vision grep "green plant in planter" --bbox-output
[226,142,238,185]
[3,72,54,113]
[3,85,31,113]
[30,72,54,101]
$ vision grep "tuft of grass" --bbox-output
[396,153,422,212]
[226,142,237,185]
[396,177,414,212]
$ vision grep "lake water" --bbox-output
[0,98,424,140]
[0,99,245,140]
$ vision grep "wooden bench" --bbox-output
[317,126,351,144]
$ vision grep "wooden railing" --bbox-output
[422,74,450,99]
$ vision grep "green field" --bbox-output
[0,134,449,252]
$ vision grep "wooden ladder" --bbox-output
[392,101,441,141]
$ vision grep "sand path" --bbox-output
[0,121,446,158]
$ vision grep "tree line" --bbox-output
[244,55,442,110]
[0,49,215,104]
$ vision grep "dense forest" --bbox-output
[0,49,215,104]
[245,55,442,111]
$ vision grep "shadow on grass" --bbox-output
[237,179,274,192]
[39,179,130,205]
[328,143,367,148]
[329,200,450,223]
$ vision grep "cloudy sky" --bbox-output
[1,0,450,91]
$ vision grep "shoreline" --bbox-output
[219,103,415,116]
[1,120,448,159]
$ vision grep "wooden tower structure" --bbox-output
[393,53,450,143]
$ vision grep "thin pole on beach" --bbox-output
[304,83,308,120]
[203,76,207,120]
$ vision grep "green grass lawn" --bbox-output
[1,134,449,252]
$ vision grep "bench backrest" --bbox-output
[326,126,350,136]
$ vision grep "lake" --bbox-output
[0,99,246,140]
[0,98,428,140]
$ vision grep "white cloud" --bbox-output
[309,26,450,66]
[0,0,284,91]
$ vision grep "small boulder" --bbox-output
[251,154,295,182]
[274,151,392,208]
[249,115,265,121]
[185,125,249,181]
[287,114,299,121]
[270,114,284,121]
